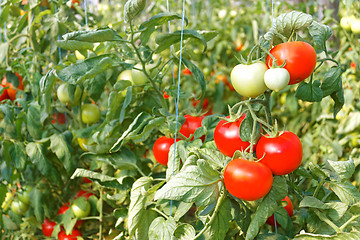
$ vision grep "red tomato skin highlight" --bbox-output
[266,41,317,85]
[224,158,273,201]
[266,196,294,226]
[58,229,82,240]
[256,131,303,175]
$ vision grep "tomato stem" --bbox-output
[193,187,226,240]
[128,22,168,110]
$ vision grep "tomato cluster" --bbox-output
[340,15,360,34]
[40,189,94,238]
[230,41,317,96]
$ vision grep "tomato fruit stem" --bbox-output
[128,22,167,110]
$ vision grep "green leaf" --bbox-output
[245,176,288,240]
[174,223,196,239]
[110,112,152,152]
[326,202,348,221]
[30,188,44,223]
[182,58,206,99]
[57,40,94,51]
[0,184,6,207]
[294,232,360,239]
[148,217,177,240]
[329,181,360,205]
[203,197,232,240]
[240,114,261,143]
[0,5,10,25]
[308,21,332,53]
[0,43,9,63]
[321,67,343,97]
[140,13,188,45]
[130,117,166,143]
[299,196,331,209]
[309,162,328,179]
[50,134,73,173]
[71,168,127,189]
[106,92,123,121]
[327,159,355,181]
[84,71,109,102]
[124,0,146,23]
[295,80,323,102]
[155,159,221,207]
[128,177,153,238]
[27,102,42,140]
[265,11,313,44]
[193,148,230,170]
[331,87,344,119]
[119,86,132,123]
[39,70,56,123]
[10,142,27,170]
[56,54,121,84]
[166,140,183,181]
[141,12,188,29]
[62,28,123,42]
[26,143,51,176]
[155,29,208,53]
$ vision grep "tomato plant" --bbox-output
[256,131,303,175]
[223,158,273,201]
[266,41,317,85]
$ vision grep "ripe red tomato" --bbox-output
[163,91,170,99]
[75,190,94,200]
[58,229,82,240]
[224,158,273,201]
[256,131,303,175]
[2,73,24,101]
[214,116,255,157]
[266,196,294,226]
[58,204,70,215]
[51,113,66,124]
[153,136,179,166]
[266,41,317,85]
[179,115,205,140]
[0,84,9,102]
[182,68,192,75]
[83,177,92,183]
[42,219,56,237]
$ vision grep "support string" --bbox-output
[170,0,186,217]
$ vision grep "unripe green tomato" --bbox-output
[131,63,157,85]
[18,186,33,205]
[81,104,101,124]
[351,18,360,34]
[1,192,14,211]
[57,83,82,106]
[264,68,290,92]
[71,201,91,218]
[340,16,354,31]
[230,62,268,98]
[11,199,29,215]
[117,70,134,97]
